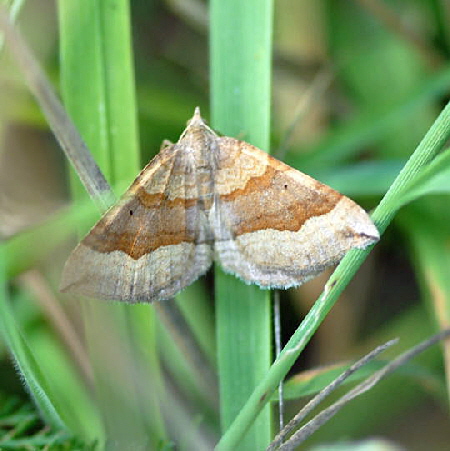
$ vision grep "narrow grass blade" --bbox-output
[210,0,273,449]
[394,146,450,205]
[280,358,436,402]
[58,0,165,447]
[0,247,65,430]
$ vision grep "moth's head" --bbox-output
[187,106,205,127]
[179,107,216,144]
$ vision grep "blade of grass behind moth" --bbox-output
[89,0,166,442]
[216,100,450,451]
[211,0,274,449]
[58,0,165,447]
[277,329,450,450]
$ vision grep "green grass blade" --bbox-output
[0,248,65,430]
[58,0,164,447]
[371,101,450,225]
[210,1,273,449]
[23,323,102,439]
[280,359,440,401]
[59,1,111,193]
[93,0,140,184]
[5,200,97,280]
[394,146,450,205]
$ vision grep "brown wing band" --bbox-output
[219,162,342,235]
[83,187,198,259]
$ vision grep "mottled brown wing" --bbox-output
[60,145,213,303]
[213,137,379,289]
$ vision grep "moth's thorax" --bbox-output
[178,123,218,206]
[179,125,218,163]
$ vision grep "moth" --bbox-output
[60,108,379,302]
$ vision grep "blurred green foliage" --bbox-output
[1,0,450,450]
